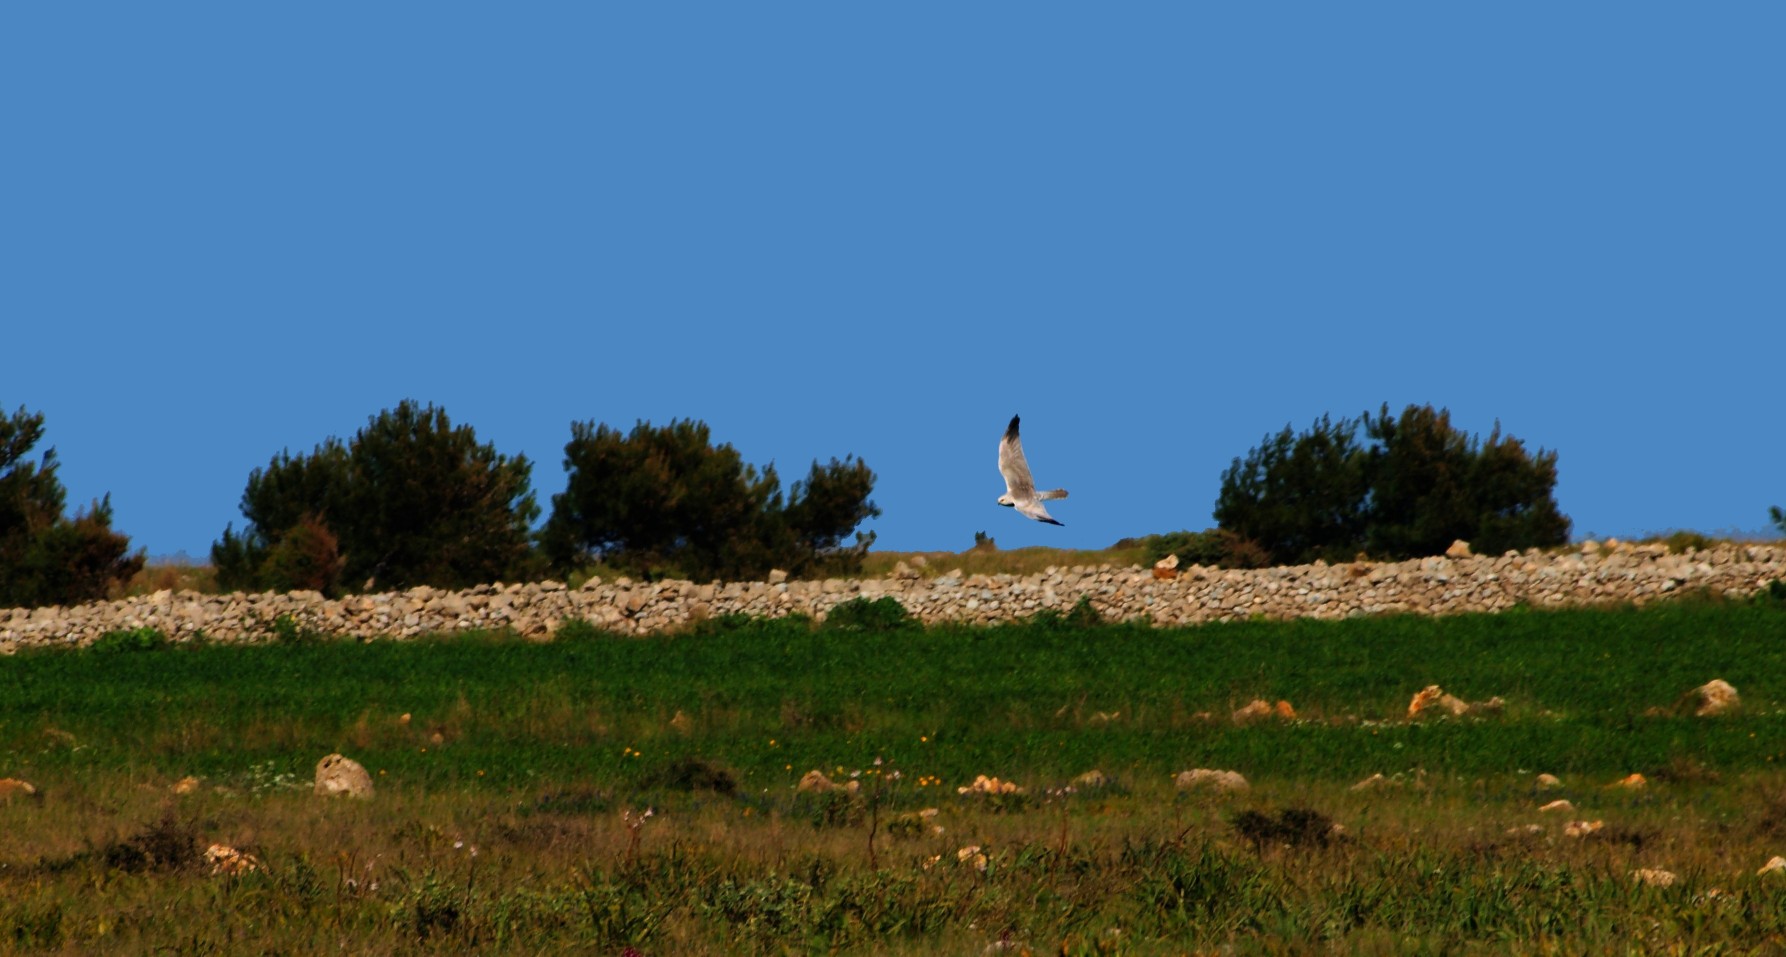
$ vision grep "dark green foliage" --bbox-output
[1121,528,1272,569]
[1772,505,1785,537]
[0,405,144,608]
[214,400,540,594]
[1065,595,1103,627]
[90,627,169,654]
[101,811,201,873]
[1216,404,1570,564]
[554,617,605,642]
[646,757,738,796]
[823,596,913,632]
[1230,807,1337,852]
[541,419,879,581]
[266,613,328,645]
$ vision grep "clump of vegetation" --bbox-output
[90,626,169,654]
[1117,528,1271,569]
[540,418,879,582]
[1231,806,1339,852]
[823,596,914,632]
[645,757,737,796]
[0,405,144,608]
[213,399,540,595]
[100,811,202,873]
[1216,403,1570,564]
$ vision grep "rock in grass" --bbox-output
[1758,856,1786,876]
[315,753,374,799]
[1535,773,1563,790]
[1632,868,1678,887]
[1175,768,1248,793]
[0,778,40,802]
[204,843,263,875]
[1681,679,1740,716]
[1539,799,1575,814]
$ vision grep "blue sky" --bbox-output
[5,5,1782,562]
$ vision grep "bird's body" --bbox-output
[997,414,1068,525]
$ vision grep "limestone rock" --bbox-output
[1232,699,1273,724]
[172,776,202,795]
[1631,868,1677,887]
[767,569,789,585]
[1350,772,1397,792]
[798,770,840,793]
[1072,769,1107,790]
[1535,773,1563,790]
[1564,819,1604,838]
[314,753,374,799]
[0,778,40,802]
[1539,799,1575,814]
[1758,856,1786,876]
[1175,768,1249,793]
[205,843,263,875]
[1152,554,1180,580]
[1610,773,1648,790]
[1683,678,1740,716]
[1446,540,1473,559]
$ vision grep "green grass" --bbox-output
[4,599,1786,953]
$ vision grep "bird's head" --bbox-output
[996,495,1015,507]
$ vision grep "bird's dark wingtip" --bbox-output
[1043,518,1064,526]
[1005,414,1021,437]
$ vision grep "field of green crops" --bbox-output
[4,596,1786,953]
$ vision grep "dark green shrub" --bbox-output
[1065,596,1103,628]
[267,613,327,645]
[541,419,879,582]
[823,596,913,632]
[1216,404,1570,564]
[646,757,737,796]
[1123,529,1273,570]
[554,617,605,642]
[0,406,144,608]
[90,627,168,654]
[214,400,539,594]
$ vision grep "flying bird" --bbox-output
[997,414,1068,526]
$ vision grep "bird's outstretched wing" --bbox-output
[997,414,1037,499]
[1036,489,1069,501]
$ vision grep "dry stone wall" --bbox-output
[2,541,1782,650]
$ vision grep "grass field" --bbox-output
[4,597,1786,953]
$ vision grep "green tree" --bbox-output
[1771,505,1784,537]
[1215,404,1570,565]
[0,406,144,608]
[541,419,879,581]
[1362,404,1569,559]
[1214,414,1370,565]
[213,400,538,593]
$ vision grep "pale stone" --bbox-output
[767,569,789,585]
[1632,868,1677,887]
[1175,768,1249,793]
[1535,773,1563,790]
[1539,799,1575,813]
[1350,772,1396,792]
[172,776,202,795]
[204,843,262,875]
[1446,540,1473,559]
[1758,856,1786,876]
[314,753,374,799]
[1564,819,1604,838]
[797,770,838,793]
[0,778,39,801]
[1072,769,1107,790]
[1232,699,1274,723]
[1611,773,1648,790]
[1685,678,1740,716]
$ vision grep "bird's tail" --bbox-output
[1037,488,1069,501]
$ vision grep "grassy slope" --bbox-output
[7,601,1785,792]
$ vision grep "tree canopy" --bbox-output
[1216,403,1570,565]
[540,419,879,581]
[213,400,539,593]
[0,405,143,608]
